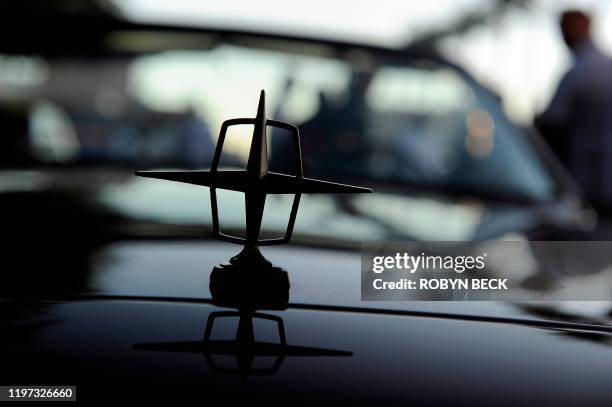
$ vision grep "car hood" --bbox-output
[6,239,611,326]
[2,295,612,404]
[3,240,612,403]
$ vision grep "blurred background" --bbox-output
[1,0,612,249]
[118,0,612,126]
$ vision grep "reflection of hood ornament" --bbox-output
[133,310,353,380]
[136,90,371,267]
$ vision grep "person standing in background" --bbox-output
[535,10,612,210]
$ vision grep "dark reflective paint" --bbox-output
[86,240,612,325]
[0,182,606,327]
[1,299,612,404]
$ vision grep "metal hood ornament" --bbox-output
[136,90,371,272]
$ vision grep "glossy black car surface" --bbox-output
[3,241,612,404]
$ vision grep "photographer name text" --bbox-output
[371,252,508,291]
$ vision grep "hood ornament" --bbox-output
[136,90,371,270]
